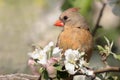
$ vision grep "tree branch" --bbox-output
[92,2,106,36]
[94,66,120,74]
[75,66,120,76]
[0,73,39,80]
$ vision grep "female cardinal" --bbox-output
[54,8,93,62]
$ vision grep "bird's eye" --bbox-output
[63,16,68,20]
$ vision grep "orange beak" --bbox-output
[54,20,64,27]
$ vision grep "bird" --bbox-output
[54,8,93,62]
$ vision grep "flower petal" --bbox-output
[48,41,54,47]
[43,42,54,52]
[37,51,47,65]
[28,52,39,59]
[52,47,62,57]
[65,62,76,74]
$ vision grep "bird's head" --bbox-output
[54,8,89,30]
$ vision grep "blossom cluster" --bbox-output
[28,42,93,79]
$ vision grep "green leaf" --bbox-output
[39,67,44,74]
[111,53,120,60]
[34,59,39,62]
[110,41,113,48]
[97,45,105,51]
[43,69,49,79]
[54,63,62,71]
[50,46,54,57]
[104,36,110,46]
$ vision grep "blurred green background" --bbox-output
[0,0,120,75]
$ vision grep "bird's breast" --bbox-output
[58,28,93,52]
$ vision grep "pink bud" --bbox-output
[28,58,39,75]
[28,58,36,65]
[47,57,58,65]
[46,65,56,78]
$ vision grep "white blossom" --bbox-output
[86,70,94,76]
[81,68,94,76]
[28,49,40,59]
[80,52,85,56]
[64,49,80,74]
[37,50,47,65]
[28,49,47,65]
[64,49,91,75]
[52,47,62,57]
[65,49,80,62]
[64,61,77,74]
[48,41,54,47]
[43,41,54,52]
[79,58,88,67]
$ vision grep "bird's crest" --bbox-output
[68,8,80,12]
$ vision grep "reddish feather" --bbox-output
[68,8,80,12]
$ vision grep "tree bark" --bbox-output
[0,73,39,80]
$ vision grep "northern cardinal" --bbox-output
[54,8,93,62]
